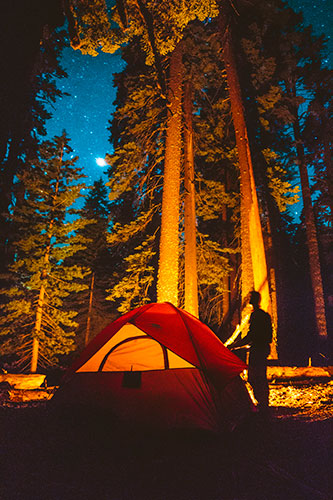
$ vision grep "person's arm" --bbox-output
[229,314,254,348]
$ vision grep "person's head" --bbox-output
[249,290,261,308]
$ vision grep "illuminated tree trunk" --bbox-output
[183,80,199,317]
[31,283,45,373]
[221,203,231,320]
[266,220,279,358]
[157,42,183,305]
[31,226,53,373]
[293,119,328,338]
[85,272,95,346]
[218,8,271,318]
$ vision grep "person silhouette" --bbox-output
[230,291,272,414]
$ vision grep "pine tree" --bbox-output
[0,133,89,372]
[72,178,116,346]
[104,25,239,321]
[265,6,328,341]
[238,1,330,349]
[303,68,333,225]
[64,0,222,308]
[105,42,162,312]
[0,4,67,272]
[217,1,271,322]
[225,1,304,356]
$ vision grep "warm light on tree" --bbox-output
[157,43,184,305]
[183,80,199,317]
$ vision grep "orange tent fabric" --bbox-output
[55,303,253,431]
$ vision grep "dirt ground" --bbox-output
[0,381,332,500]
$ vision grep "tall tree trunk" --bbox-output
[31,283,45,373]
[85,272,95,346]
[31,237,52,373]
[293,119,328,339]
[265,219,279,358]
[221,202,230,321]
[183,80,199,317]
[323,133,333,221]
[218,8,271,320]
[157,42,183,305]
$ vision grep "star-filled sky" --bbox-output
[45,1,332,196]
[46,48,126,184]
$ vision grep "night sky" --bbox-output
[46,48,126,184]
[45,0,332,191]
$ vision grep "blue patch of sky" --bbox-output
[46,46,126,188]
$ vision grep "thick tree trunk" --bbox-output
[183,80,199,317]
[157,43,183,305]
[218,9,271,319]
[293,120,328,338]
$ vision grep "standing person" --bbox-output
[229,291,272,414]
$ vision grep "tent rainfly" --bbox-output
[54,302,254,432]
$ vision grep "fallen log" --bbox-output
[0,374,46,390]
[9,389,54,402]
[267,366,332,381]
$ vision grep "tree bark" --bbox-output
[218,8,271,320]
[31,283,45,373]
[183,80,199,317]
[157,42,183,305]
[293,119,328,338]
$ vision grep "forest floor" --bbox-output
[0,380,332,500]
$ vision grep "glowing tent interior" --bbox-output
[54,302,254,432]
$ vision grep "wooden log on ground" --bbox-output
[0,374,46,390]
[267,366,332,381]
[8,389,53,402]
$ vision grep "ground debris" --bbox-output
[270,380,333,421]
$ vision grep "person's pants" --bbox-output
[248,350,269,409]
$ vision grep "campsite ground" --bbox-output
[0,380,332,500]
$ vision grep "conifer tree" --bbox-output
[263,6,328,341]
[105,42,163,313]
[72,178,115,346]
[237,1,330,349]
[0,4,67,272]
[0,133,89,372]
[224,1,303,355]
[217,1,271,322]
[303,68,333,226]
[65,0,221,309]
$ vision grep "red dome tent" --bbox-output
[54,303,254,432]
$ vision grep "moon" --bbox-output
[95,157,107,167]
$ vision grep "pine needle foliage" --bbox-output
[69,178,116,346]
[0,132,89,370]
